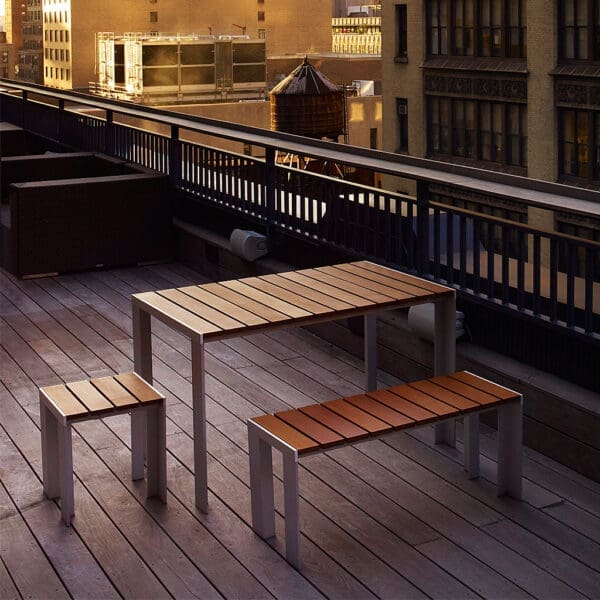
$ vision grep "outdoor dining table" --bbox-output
[131,260,456,511]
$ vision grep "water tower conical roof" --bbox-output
[270,57,340,96]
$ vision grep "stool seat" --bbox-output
[40,373,167,525]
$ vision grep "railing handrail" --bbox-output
[2,78,599,219]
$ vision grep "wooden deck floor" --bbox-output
[1,262,599,600]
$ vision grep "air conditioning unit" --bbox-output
[229,229,269,262]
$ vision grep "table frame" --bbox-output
[131,263,457,512]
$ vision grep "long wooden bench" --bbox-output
[40,372,167,526]
[248,370,523,568]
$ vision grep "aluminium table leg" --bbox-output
[191,334,209,512]
[132,304,152,480]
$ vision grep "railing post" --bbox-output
[169,125,181,188]
[57,98,65,144]
[20,90,28,129]
[105,109,115,156]
[416,180,430,275]
[265,146,276,230]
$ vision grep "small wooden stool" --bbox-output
[39,372,167,525]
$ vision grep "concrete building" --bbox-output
[41,0,332,90]
[3,0,23,48]
[18,0,43,83]
[381,0,600,240]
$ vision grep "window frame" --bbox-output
[427,96,527,168]
[395,4,408,60]
[426,0,526,58]
[558,0,600,61]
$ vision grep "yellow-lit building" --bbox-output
[382,0,600,239]
[41,0,333,90]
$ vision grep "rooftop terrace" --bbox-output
[1,261,600,599]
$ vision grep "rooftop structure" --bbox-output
[92,32,266,103]
[0,78,598,598]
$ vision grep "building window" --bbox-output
[258,28,266,39]
[560,109,600,180]
[150,11,158,22]
[426,0,526,58]
[396,98,409,152]
[370,127,378,149]
[559,0,600,60]
[453,0,474,55]
[428,0,448,55]
[427,96,527,167]
[258,11,265,21]
[396,4,408,59]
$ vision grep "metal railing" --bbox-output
[1,81,598,345]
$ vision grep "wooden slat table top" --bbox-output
[131,261,454,342]
[250,371,520,454]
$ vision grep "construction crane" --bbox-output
[232,24,247,35]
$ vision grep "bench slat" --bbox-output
[42,384,89,420]
[450,371,521,400]
[252,415,319,453]
[366,389,439,422]
[430,375,502,406]
[115,373,163,404]
[90,376,140,409]
[409,380,479,411]
[385,385,457,416]
[344,394,415,428]
[66,380,113,413]
[322,399,391,434]
[299,404,369,441]
[275,409,344,447]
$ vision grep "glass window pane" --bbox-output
[565,0,575,25]
[577,27,588,58]
[492,0,502,26]
[576,0,588,25]
[465,0,474,26]
[455,0,464,26]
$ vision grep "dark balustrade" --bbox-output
[1,81,598,345]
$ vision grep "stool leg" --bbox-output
[248,422,275,540]
[145,402,167,503]
[282,449,301,569]
[58,423,74,526]
[40,397,60,500]
[131,409,146,481]
[463,414,480,479]
[497,399,523,499]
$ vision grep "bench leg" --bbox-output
[131,409,146,481]
[282,449,301,569]
[145,402,167,503]
[463,414,480,479]
[248,422,275,540]
[497,399,523,499]
[40,398,60,500]
[58,423,74,526]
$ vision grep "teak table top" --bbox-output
[131,261,453,341]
